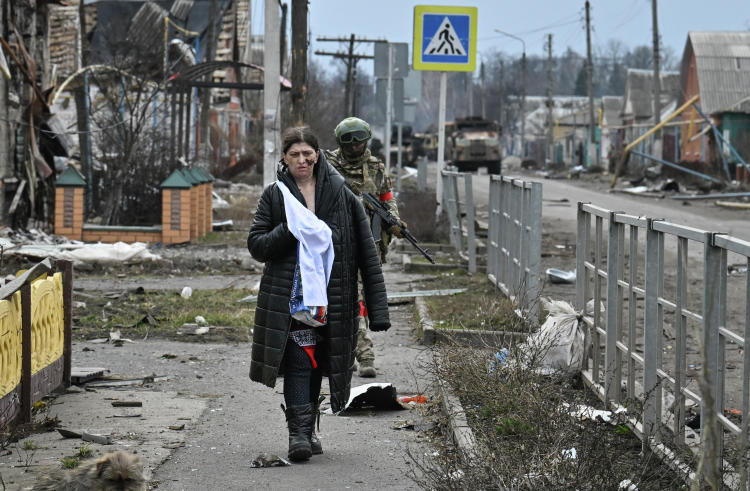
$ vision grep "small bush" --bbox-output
[61,457,81,469]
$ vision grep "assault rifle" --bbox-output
[346,184,435,264]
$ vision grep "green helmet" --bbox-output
[334,117,372,145]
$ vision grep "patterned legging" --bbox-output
[283,341,323,408]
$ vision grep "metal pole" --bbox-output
[417,157,427,191]
[547,34,554,167]
[396,122,402,194]
[605,211,621,403]
[465,173,476,273]
[520,53,526,159]
[436,71,447,215]
[651,0,662,161]
[586,1,596,162]
[385,43,393,176]
[263,0,281,185]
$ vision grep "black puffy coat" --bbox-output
[247,155,390,412]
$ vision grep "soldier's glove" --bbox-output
[388,220,407,238]
[369,321,391,332]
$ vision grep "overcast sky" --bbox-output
[302,0,749,73]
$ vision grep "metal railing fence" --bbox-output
[487,175,542,325]
[441,171,477,273]
[576,201,750,489]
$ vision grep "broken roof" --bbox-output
[680,31,750,114]
[621,69,680,122]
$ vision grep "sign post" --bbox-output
[413,5,477,215]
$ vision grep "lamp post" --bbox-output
[495,30,526,159]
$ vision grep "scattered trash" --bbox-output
[715,200,750,210]
[134,313,157,327]
[546,268,576,284]
[567,403,626,424]
[251,454,292,468]
[113,410,142,418]
[73,301,86,309]
[179,323,210,335]
[161,354,177,359]
[325,383,405,413]
[729,264,748,275]
[237,294,258,303]
[82,429,114,445]
[162,441,186,449]
[65,386,84,394]
[212,192,230,210]
[195,316,208,326]
[397,395,427,404]
[561,448,577,460]
[519,299,599,375]
[619,479,638,491]
[685,413,700,430]
[241,257,263,271]
[181,286,193,299]
[392,422,435,431]
[488,349,508,374]
[169,424,185,431]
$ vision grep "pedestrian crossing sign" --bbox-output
[413,5,477,72]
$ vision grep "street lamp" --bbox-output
[495,29,526,159]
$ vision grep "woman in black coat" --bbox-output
[247,126,390,461]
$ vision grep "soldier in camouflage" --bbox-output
[326,117,405,378]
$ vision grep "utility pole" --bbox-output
[651,0,662,158]
[585,1,596,166]
[315,36,378,119]
[480,61,486,119]
[468,72,473,116]
[547,34,554,166]
[385,43,393,175]
[520,53,527,159]
[200,0,218,166]
[263,0,281,186]
[290,0,307,125]
[498,60,504,130]
[280,3,288,70]
[351,64,358,115]
[75,0,92,213]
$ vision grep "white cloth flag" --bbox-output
[277,181,334,307]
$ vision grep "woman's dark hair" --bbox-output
[282,126,320,154]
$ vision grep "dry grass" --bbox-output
[407,339,691,490]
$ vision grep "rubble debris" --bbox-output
[397,395,427,404]
[392,421,435,431]
[566,403,626,424]
[672,191,750,201]
[546,269,576,284]
[213,220,234,231]
[70,367,108,384]
[178,323,210,335]
[715,200,750,210]
[85,374,169,388]
[113,410,142,418]
[251,454,292,468]
[74,301,87,309]
[82,429,114,445]
[57,429,82,439]
[386,289,467,299]
[195,316,208,326]
[325,383,405,413]
[212,192,230,209]
[168,424,185,431]
[111,401,142,407]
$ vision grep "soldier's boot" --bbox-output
[356,317,377,378]
[358,359,377,378]
[281,403,313,461]
[309,396,325,455]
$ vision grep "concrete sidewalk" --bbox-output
[6,265,433,491]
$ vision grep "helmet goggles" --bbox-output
[339,130,370,144]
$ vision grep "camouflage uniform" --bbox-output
[325,147,401,371]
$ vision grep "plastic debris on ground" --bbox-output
[178,323,210,335]
[213,220,234,231]
[397,395,427,404]
[181,286,193,299]
[488,348,508,374]
[237,294,258,303]
[519,299,600,375]
[546,268,576,284]
[566,403,626,424]
[89,330,135,345]
[323,383,406,414]
[392,421,435,431]
[251,454,292,468]
[619,479,638,490]
[560,448,577,460]
[195,316,207,326]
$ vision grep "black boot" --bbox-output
[282,403,313,461]
[310,396,325,455]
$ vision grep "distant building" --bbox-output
[679,31,750,166]
[620,69,680,125]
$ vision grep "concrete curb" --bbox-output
[416,296,526,348]
[415,297,477,460]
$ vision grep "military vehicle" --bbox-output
[445,116,502,174]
